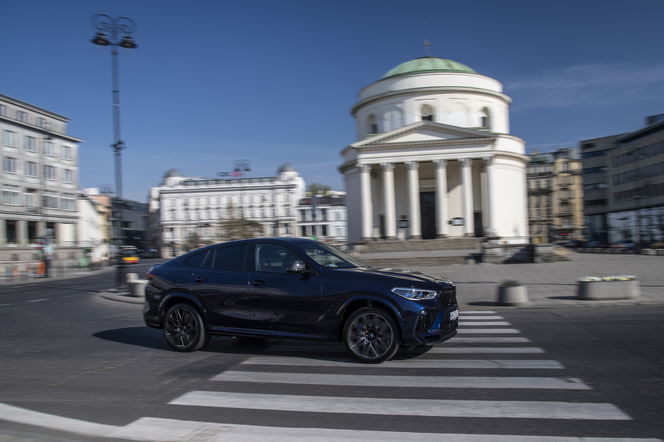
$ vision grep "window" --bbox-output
[43,165,56,180]
[24,189,36,208]
[24,136,36,152]
[301,226,307,237]
[61,193,76,211]
[210,245,248,271]
[321,224,328,236]
[480,107,491,129]
[37,117,48,128]
[17,111,28,123]
[368,114,378,134]
[256,244,299,274]
[2,185,20,205]
[44,141,55,156]
[62,146,72,160]
[300,209,306,221]
[0,105,7,116]
[4,130,16,146]
[62,169,73,183]
[421,105,434,122]
[562,162,569,171]
[3,157,16,173]
[25,161,37,177]
[321,209,327,221]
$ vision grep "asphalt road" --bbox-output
[0,267,662,441]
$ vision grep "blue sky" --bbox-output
[3,0,664,202]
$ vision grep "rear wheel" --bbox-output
[163,303,209,352]
[343,307,400,363]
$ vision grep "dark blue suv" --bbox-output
[143,238,458,363]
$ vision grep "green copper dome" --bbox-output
[380,56,477,80]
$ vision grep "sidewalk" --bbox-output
[98,252,664,309]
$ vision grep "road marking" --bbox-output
[170,391,632,420]
[428,347,545,354]
[0,304,12,307]
[26,298,49,303]
[0,405,655,442]
[460,321,512,326]
[212,371,589,389]
[452,337,532,343]
[457,328,521,334]
[240,356,563,369]
[460,310,496,314]
[462,315,505,320]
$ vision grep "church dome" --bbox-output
[380,56,476,80]
[277,164,295,173]
[164,169,182,178]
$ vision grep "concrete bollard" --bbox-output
[126,273,139,284]
[497,283,529,306]
[129,280,148,298]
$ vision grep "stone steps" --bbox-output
[358,255,470,268]
[358,238,483,253]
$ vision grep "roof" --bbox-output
[380,56,477,80]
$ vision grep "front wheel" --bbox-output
[343,307,401,363]
[163,303,209,352]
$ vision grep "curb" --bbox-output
[98,290,144,304]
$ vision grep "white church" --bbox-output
[340,56,529,244]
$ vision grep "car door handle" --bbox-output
[195,277,208,283]
[253,280,267,287]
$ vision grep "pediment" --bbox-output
[351,121,496,149]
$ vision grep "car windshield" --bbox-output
[295,242,366,269]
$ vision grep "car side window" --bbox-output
[256,244,299,274]
[185,251,208,267]
[212,244,248,271]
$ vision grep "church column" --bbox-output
[483,156,495,237]
[434,159,448,237]
[460,158,474,237]
[381,162,397,240]
[360,164,374,241]
[406,161,421,239]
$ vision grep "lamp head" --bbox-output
[91,32,110,46]
[119,35,138,49]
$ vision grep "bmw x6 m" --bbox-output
[143,238,458,363]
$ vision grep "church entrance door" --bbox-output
[420,192,436,239]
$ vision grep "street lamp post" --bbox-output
[90,14,138,289]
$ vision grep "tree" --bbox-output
[216,203,264,241]
[181,230,204,253]
[306,183,331,197]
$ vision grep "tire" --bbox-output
[343,307,401,363]
[163,303,210,352]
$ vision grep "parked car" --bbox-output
[143,238,459,363]
[651,241,664,249]
[586,241,609,248]
[610,240,635,249]
[563,239,585,249]
[119,246,139,264]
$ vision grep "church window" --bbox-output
[421,105,434,122]
[368,114,378,134]
[480,107,491,129]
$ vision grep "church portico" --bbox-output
[341,56,529,246]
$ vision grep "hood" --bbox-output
[337,267,454,287]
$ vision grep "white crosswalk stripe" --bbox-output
[427,346,545,353]
[169,391,631,420]
[461,315,505,320]
[240,356,564,369]
[212,371,590,389]
[452,337,532,343]
[460,321,512,326]
[458,328,521,333]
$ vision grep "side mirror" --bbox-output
[286,260,307,274]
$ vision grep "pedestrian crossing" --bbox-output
[154,310,659,441]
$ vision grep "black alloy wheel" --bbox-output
[343,307,401,363]
[163,303,210,352]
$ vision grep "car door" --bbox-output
[189,244,251,332]
[248,243,323,337]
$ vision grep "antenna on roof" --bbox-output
[421,39,433,57]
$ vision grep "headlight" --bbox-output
[391,287,439,300]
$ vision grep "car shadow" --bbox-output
[93,327,433,362]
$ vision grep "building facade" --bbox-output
[149,165,306,257]
[527,148,584,243]
[0,93,83,262]
[581,115,664,246]
[296,194,347,245]
[340,57,529,245]
[77,192,109,263]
